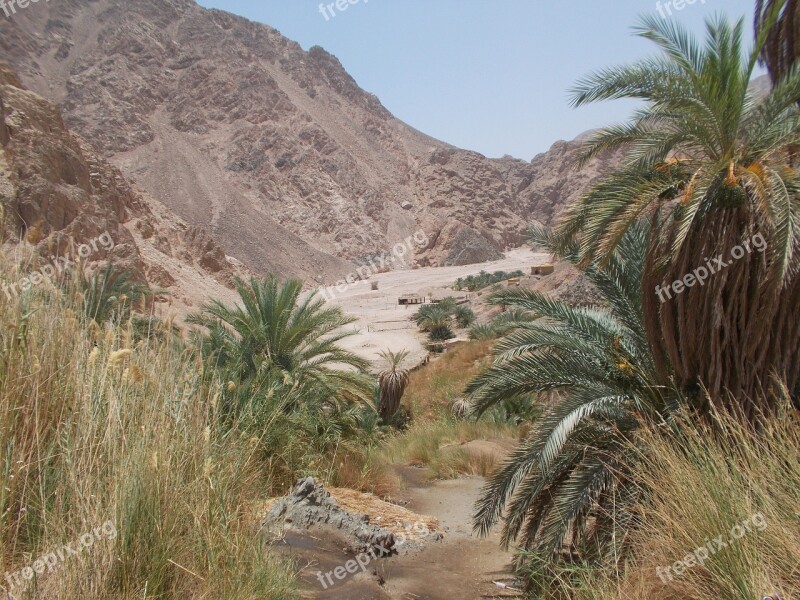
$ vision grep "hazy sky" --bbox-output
[196,0,758,160]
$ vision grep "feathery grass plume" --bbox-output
[0,258,297,598]
[107,348,132,367]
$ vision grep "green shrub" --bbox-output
[453,305,475,327]
[454,270,524,292]
[429,324,455,342]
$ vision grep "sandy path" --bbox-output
[320,248,547,366]
[376,467,519,600]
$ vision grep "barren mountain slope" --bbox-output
[0,62,261,315]
[1,0,625,277]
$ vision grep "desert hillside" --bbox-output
[0,0,624,280]
[0,62,254,313]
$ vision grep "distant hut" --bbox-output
[398,294,425,306]
[531,263,555,276]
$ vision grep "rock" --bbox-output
[444,227,504,266]
[263,477,403,557]
[183,227,228,274]
[0,63,245,305]
[146,264,176,288]
[290,476,317,502]
[2,2,626,275]
[136,219,155,239]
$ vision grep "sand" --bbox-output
[319,247,548,367]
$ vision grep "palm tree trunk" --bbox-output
[643,205,800,421]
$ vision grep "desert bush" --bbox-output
[453,305,475,327]
[454,270,525,291]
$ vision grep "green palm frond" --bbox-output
[755,0,797,90]
[555,13,800,416]
[470,223,680,565]
[561,15,800,268]
[74,266,150,325]
[188,275,372,419]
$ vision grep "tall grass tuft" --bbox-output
[541,405,800,600]
[0,268,296,598]
[618,407,800,600]
[385,419,519,479]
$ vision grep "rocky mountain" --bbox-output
[0,62,253,314]
[0,0,624,280]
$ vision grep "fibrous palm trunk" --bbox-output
[757,0,800,91]
[378,368,409,421]
[643,204,800,422]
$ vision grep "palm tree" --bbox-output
[469,309,536,341]
[469,223,682,566]
[557,15,800,421]
[415,304,455,341]
[453,305,476,328]
[188,276,372,414]
[756,0,800,92]
[377,349,410,422]
[76,266,150,325]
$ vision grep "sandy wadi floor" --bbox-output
[318,248,547,367]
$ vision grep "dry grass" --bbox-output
[0,265,297,599]
[327,487,440,540]
[323,446,401,499]
[385,420,519,479]
[382,340,521,480]
[557,408,800,600]
[403,340,494,419]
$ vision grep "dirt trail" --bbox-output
[377,467,520,599]
[278,460,520,600]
